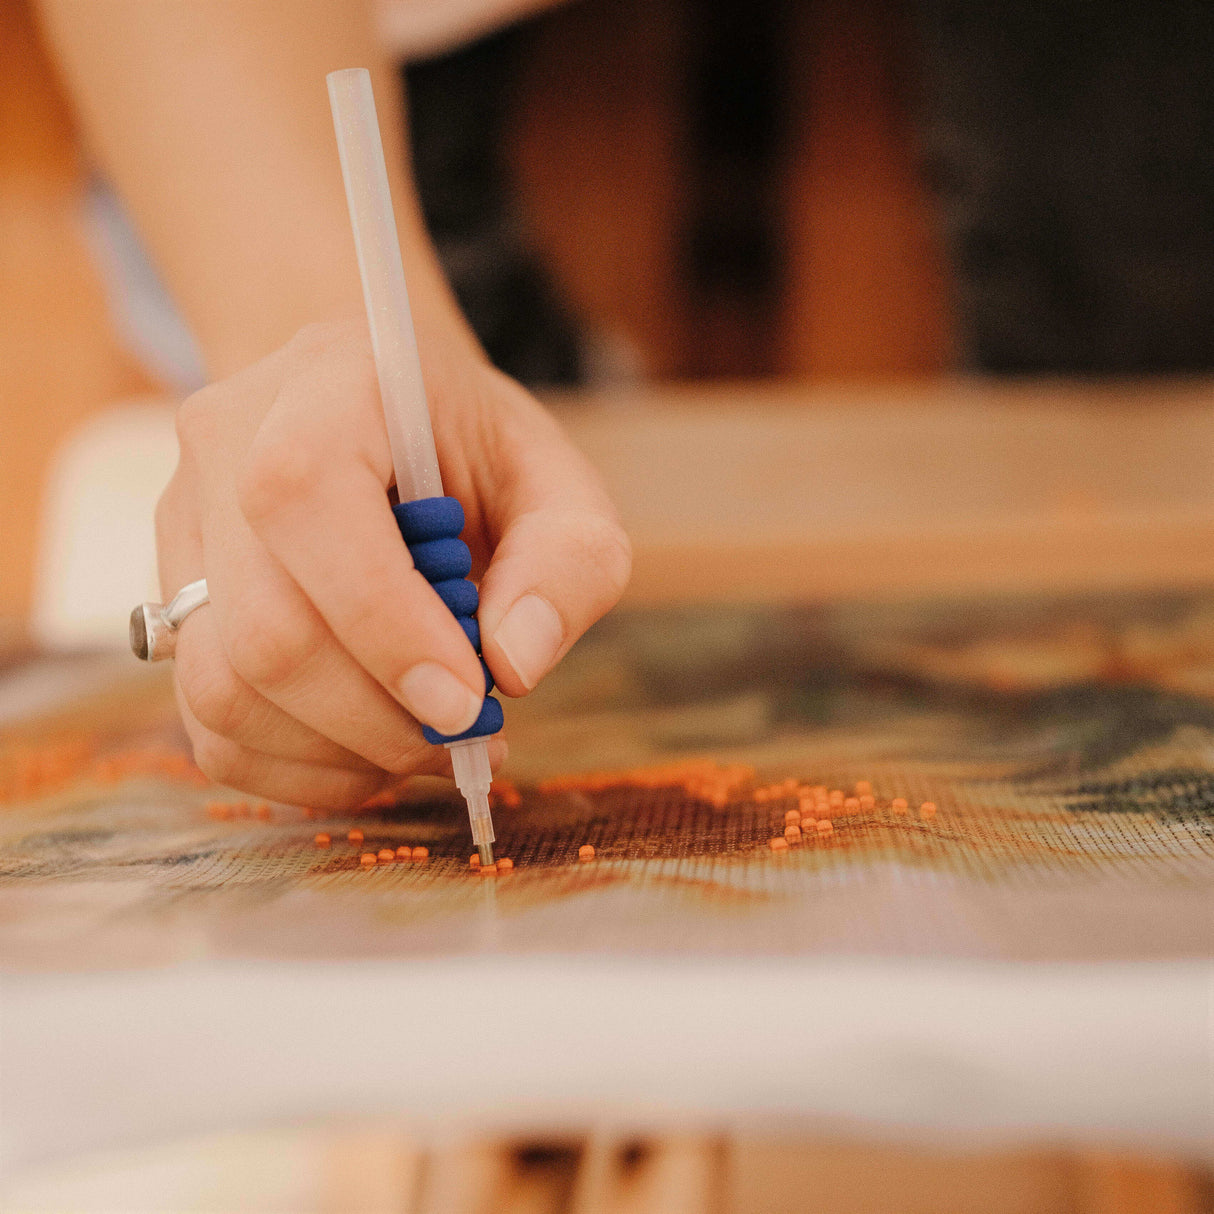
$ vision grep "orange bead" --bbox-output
[411,846,429,862]
[377,849,395,864]
[810,786,827,799]
[754,788,769,803]
[919,801,937,819]
[469,854,481,868]
[359,852,377,867]
[347,828,364,843]
[254,802,272,820]
[816,819,833,834]
[891,798,908,814]
[497,857,514,871]
[859,794,875,810]
[784,808,801,824]
[854,780,872,795]
[206,801,231,820]
[768,836,788,851]
[578,844,596,861]
[784,824,802,842]
[313,833,331,848]
[828,790,844,806]
[395,846,411,861]
[802,816,817,830]
[843,797,860,812]
[479,863,498,876]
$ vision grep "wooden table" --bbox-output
[556,378,1214,605]
[7,376,1214,640]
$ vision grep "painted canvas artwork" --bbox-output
[1,588,1212,967]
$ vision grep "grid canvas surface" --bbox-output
[1,589,1212,967]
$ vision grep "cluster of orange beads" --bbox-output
[207,759,943,874]
[359,845,430,867]
[468,853,513,875]
[530,761,942,862]
[0,741,210,805]
[761,778,940,852]
[536,760,766,860]
[538,759,756,810]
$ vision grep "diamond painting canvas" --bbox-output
[1,588,1212,968]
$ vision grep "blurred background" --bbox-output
[8,0,1214,642]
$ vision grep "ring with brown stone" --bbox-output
[129,578,210,662]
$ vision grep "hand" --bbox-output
[156,318,631,808]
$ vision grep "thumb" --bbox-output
[477,506,632,696]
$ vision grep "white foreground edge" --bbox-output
[1,957,1211,1175]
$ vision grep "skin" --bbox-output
[36,0,631,807]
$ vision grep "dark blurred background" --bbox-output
[405,0,1214,386]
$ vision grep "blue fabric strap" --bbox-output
[392,497,503,744]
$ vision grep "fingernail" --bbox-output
[493,594,563,690]
[397,663,482,735]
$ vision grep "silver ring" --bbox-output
[129,578,210,661]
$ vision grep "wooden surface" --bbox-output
[5,377,1214,638]
[552,378,1214,606]
[7,1130,1209,1213]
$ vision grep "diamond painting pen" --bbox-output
[328,68,501,865]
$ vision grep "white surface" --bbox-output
[2,957,1211,1176]
[31,401,177,650]
[1,1127,339,1214]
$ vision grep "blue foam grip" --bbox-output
[393,497,502,745]
[408,537,472,582]
[431,577,479,617]
[458,617,481,652]
[394,495,464,543]
[422,696,504,746]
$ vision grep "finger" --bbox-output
[159,457,396,773]
[154,463,204,604]
[470,392,632,696]
[179,694,509,808]
[177,392,452,776]
[238,345,487,738]
[202,534,442,775]
[173,607,382,772]
[177,693,393,809]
